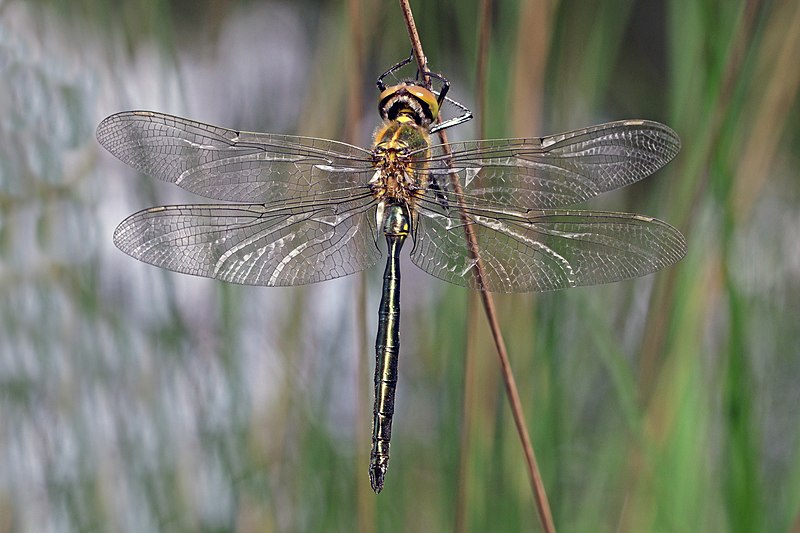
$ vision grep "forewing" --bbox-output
[418,120,680,210]
[410,203,686,293]
[97,111,375,203]
[113,196,380,287]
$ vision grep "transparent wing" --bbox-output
[415,120,680,210]
[113,195,380,287]
[97,111,376,203]
[410,202,686,293]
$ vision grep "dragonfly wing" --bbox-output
[411,204,686,293]
[97,111,376,203]
[419,120,680,210]
[113,195,380,286]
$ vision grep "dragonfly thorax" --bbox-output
[370,121,431,207]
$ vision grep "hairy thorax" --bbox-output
[369,120,431,209]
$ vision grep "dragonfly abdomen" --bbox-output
[370,203,410,493]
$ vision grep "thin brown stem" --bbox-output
[398,0,428,73]
[397,2,556,532]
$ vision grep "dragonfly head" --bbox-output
[378,82,440,129]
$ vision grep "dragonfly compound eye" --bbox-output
[378,83,439,127]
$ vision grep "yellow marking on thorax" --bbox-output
[390,122,405,146]
[370,113,431,209]
[394,111,416,126]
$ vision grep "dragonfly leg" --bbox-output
[377,50,415,91]
[429,94,473,133]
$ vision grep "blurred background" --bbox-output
[1,0,799,531]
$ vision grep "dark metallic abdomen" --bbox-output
[369,203,409,493]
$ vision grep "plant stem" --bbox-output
[396,2,556,532]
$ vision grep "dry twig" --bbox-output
[396,2,556,532]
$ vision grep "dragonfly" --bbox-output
[97,55,686,493]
